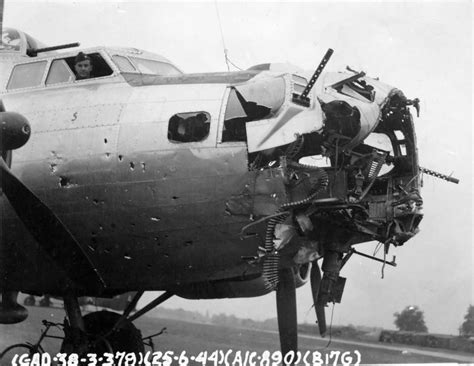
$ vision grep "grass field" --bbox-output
[1,306,472,364]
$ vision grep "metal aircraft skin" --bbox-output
[0,27,444,353]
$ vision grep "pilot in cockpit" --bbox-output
[74,52,94,80]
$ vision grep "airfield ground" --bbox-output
[0,306,472,364]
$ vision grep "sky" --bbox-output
[3,0,473,335]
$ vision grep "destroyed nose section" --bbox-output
[307,71,426,246]
[225,50,435,348]
[233,69,426,286]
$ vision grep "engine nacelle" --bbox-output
[172,274,275,299]
[0,111,31,151]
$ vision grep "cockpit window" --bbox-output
[46,59,75,85]
[112,55,136,72]
[44,52,114,87]
[129,57,182,76]
[64,52,114,80]
[222,77,285,142]
[7,61,47,90]
[168,112,210,143]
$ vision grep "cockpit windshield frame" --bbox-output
[110,53,183,76]
[4,49,119,92]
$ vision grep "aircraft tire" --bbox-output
[82,310,144,353]
[23,295,35,306]
[39,296,51,307]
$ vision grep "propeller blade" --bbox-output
[310,260,327,337]
[0,158,105,291]
[276,267,298,355]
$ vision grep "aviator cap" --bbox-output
[75,52,91,64]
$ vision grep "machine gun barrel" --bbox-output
[27,42,80,57]
[301,48,334,99]
[293,48,333,107]
[420,167,459,184]
[328,71,366,91]
[351,249,397,267]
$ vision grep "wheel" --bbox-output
[23,296,35,306]
[84,311,144,353]
[39,296,51,307]
[60,310,144,354]
[0,343,43,365]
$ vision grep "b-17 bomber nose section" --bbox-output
[0,110,31,151]
[234,69,425,334]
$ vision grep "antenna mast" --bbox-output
[0,0,4,47]
[214,1,230,71]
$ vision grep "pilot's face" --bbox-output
[75,60,92,79]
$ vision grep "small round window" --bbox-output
[168,112,210,143]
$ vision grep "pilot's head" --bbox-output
[74,52,93,80]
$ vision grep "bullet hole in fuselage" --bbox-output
[59,176,71,188]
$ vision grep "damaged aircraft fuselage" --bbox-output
[0,39,423,310]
